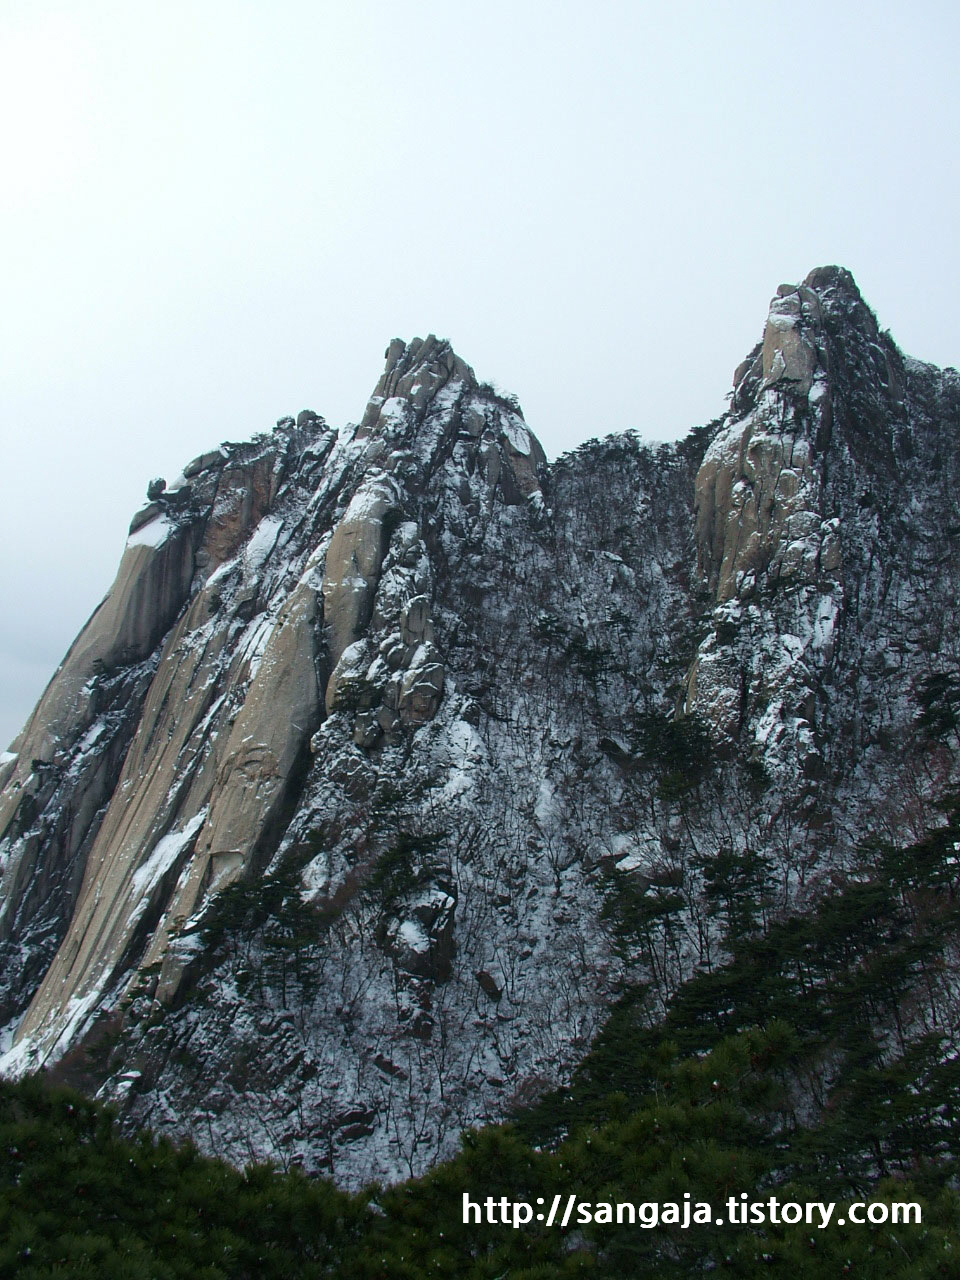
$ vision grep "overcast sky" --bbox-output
[2,0,958,749]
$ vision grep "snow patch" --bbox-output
[500,416,531,456]
[243,516,284,575]
[378,397,409,427]
[343,480,396,524]
[126,515,174,549]
[398,920,430,953]
[131,811,207,900]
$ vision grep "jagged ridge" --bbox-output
[1,271,959,1186]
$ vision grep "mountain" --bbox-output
[2,267,959,1189]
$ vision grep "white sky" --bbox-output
[2,0,958,748]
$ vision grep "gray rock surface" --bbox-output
[2,272,960,1191]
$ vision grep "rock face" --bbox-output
[2,279,960,1188]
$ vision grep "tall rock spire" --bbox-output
[2,283,959,1189]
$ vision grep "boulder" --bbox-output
[398,654,444,726]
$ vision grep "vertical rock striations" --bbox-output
[1,278,960,1187]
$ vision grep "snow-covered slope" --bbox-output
[2,270,959,1186]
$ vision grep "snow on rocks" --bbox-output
[4,282,960,1188]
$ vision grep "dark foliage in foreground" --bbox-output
[7,809,960,1276]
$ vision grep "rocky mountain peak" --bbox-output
[369,334,475,409]
[2,271,959,1189]
[358,334,475,439]
[344,332,546,517]
[801,263,882,339]
[801,262,861,299]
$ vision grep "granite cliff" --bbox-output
[2,269,959,1186]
